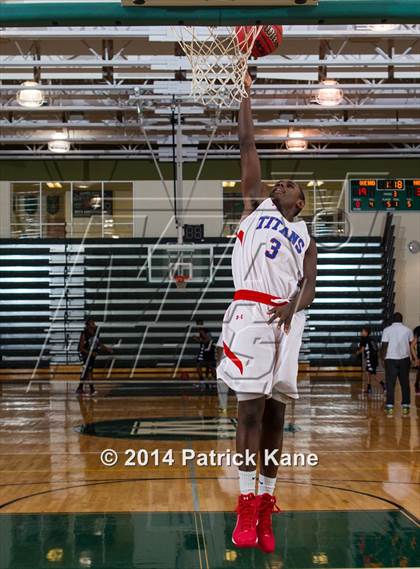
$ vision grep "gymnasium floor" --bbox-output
[0,375,419,569]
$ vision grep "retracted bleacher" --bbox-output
[0,235,390,374]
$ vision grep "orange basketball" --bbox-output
[236,25,283,59]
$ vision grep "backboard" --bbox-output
[148,244,214,284]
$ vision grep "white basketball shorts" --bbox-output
[217,289,306,402]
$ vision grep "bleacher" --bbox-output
[0,233,393,372]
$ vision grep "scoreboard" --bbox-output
[349,179,420,212]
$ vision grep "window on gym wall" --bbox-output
[41,182,70,238]
[10,182,134,238]
[104,182,133,238]
[311,180,347,237]
[11,183,41,238]
[72,182,105,238]
[222,181,242,236]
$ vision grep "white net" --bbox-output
[173,26,262,107]
[173,274,190,289]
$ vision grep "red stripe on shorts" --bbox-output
[233,289,289,307]
[223,342,244,375]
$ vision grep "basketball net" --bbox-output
[173,26,262,107]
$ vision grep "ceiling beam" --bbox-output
[3,104,420,112]
[1,1,420,27]
[2,54,419,67]
[3,119,420,129]
[1,25,419,39]
[2,83,420,92]
[1,149,419,160]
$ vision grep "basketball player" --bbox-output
[193,319,216,388]
[76,317,111,397]
[217,73,317,553]
[355,326,384,394]
[411,325,420,395]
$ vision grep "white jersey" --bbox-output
[232,198,311,300]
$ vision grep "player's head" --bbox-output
[270,179,305,216]
[195,319,204,328]
[361,326,371,337]
[85,317,96,332]
[393,312,403,323]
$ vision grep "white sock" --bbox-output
[258,474,276,496]
[239,470,257,495]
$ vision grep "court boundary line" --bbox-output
[0,477,418,487]
[0,507,406,514]
[0,476,418,526]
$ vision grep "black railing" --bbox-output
[382,213,395,327]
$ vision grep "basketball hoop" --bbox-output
[174,274,190,289]
[173,26,262,107]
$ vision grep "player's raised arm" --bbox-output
[239,73,262,218]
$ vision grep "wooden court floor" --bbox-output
[0,375,419,568]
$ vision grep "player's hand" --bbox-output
[244,71,252,91]
[267,302,295,334]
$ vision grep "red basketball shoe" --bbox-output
[256,493,281,553]
[232,493,259,548]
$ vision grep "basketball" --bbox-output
[236,25,283,58]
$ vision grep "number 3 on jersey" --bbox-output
[265,237,282,259]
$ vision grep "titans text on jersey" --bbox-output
[256,215,305,254]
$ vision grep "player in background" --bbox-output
[411,325,420,395]
[192,319,216,389]
[76,317,112,397]
[217,73,317,553]
[355,326,385,394]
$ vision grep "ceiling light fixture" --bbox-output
[48,133,70,154]
[315,79,344,107]
[285,131,308,152]
[16,81,45,108]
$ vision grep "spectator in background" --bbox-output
[192,319,216,390]
[381,313,414,416]
[411,325,420,395]
[355,325,385,395]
